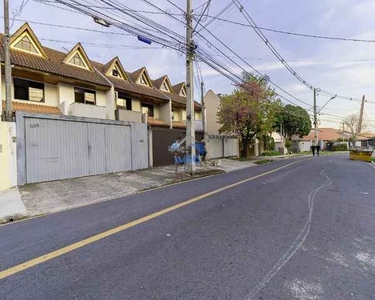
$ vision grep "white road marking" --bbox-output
[286,279,323,300]
[246,170,332,300]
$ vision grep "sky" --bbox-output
[2,0,375,131]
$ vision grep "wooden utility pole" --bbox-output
[4,0,12,121]
[185,0,195,174]
[357,95,365,135]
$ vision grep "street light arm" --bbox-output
[318,95,337,114]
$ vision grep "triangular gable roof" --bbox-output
[172,82,186,96]
[153,75,173,93]
[103,56,128,80]
[10,23,47,58]
[63,43,94,71]
[131,67,153,87]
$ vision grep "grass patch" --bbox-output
[254,159,273,165]
[319,151,349,156]
[371,157,375,163]
[261,151,280,157]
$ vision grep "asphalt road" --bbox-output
[1,155,375,300]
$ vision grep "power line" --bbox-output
[319,90,375,104]
[193,0,210,12]
[52,0,186,52]
[37,0,185,15]
[51,0,312,111]
[146,0,312,107]
[197,1,235,33]
[3,17,133,36]
[203,15,375,44]
[232,0,313,90]
[39,38,164,49]
[231,0,375,106]
[9,17,374,64]
[193,20,313,107]
[192,0,211,32]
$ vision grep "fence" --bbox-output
[151,127,204,167]
[205,135,238,159]
[16,112,148,185]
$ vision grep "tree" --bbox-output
[343,114,366,148]
[274,104,311,139]
[217,74,282,158]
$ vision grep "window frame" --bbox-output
[74,87,96,105]
[116,92,132,111]
[67,51,89,70]
[13,77,45,103]
[141,103,154,117]
[138,73,151,87]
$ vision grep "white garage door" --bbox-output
[25,117,132,183]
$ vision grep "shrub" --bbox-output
[332,144,348,151]
[254,159,273,165]
[285,140,292,150]
[261,151,280,156]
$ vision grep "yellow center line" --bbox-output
[0,159,309,280]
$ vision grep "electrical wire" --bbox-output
[203,15,375,44]
[232,0,313,90]
[39,38,164,49]
[52,0,186,52]
[46,0,313,113]
[193,22,313,107]
[231,0,375,106]
[192,0,211,32]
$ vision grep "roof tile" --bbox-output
[147,117,169,127]
[3,100,62,115]
[0,34,111,88]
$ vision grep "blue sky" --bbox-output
[2,0,375,130]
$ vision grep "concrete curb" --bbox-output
[0,187,29,224]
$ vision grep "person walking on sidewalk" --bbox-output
[311,145,316,156]
[316,144,321,156]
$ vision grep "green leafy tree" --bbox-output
[217,74,282,158]
[275,104,312,139]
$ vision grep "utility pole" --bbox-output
[313,88,318,146]
[201,81,205,136]
[185,0,195,174]
[4,0,12,121]
[357,95,365,135]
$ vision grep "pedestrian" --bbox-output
[311,145,316,156]
[200,137,207,163]
[316,144,321,156]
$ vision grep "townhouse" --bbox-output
[0,23,208,173]
[0,23,202,131]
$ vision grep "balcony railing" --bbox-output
[69,102,107,119]
[116,109,143,123]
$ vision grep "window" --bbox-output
[112,68,119,77]
[74,88,96,105]
[139,73,150,86]
[14,78,44,102]
[141,103,154,117]
[161,80,170,92]
[112,65,123,79]
[180,86,186,97]
[69,53,86,68]
[14,35,38,54]
[116,93,132,110]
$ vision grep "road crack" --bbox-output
[246,169,333,300]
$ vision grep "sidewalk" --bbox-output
[0,188,28,223]
[19,159,256,217]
